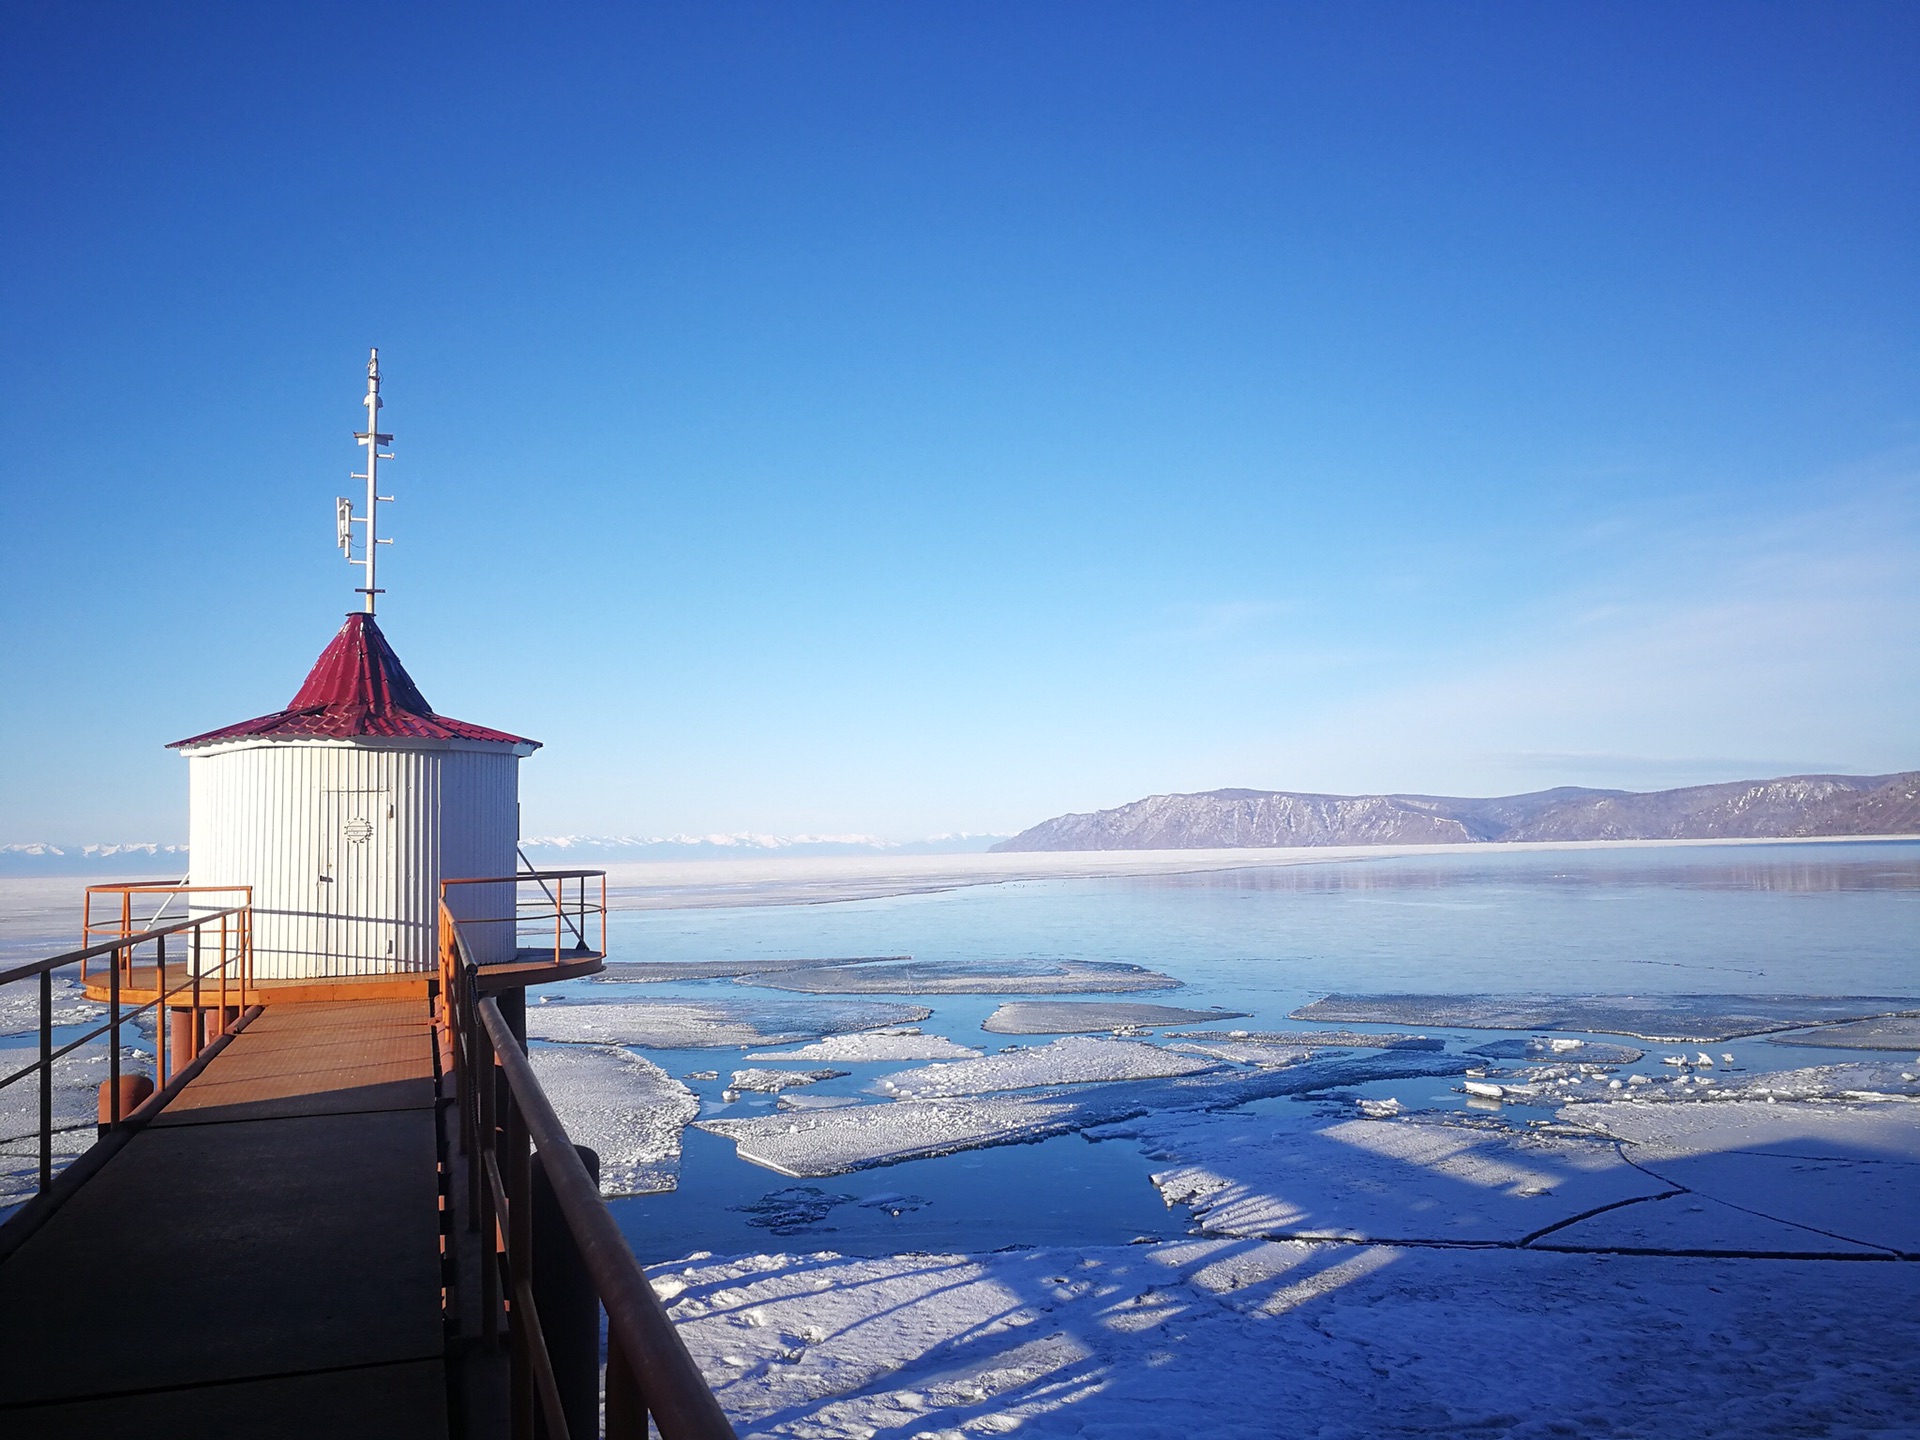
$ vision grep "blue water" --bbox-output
[596,841,1920,1262]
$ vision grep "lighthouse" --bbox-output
[170,351,538,975]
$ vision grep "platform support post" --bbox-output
[533,1144,601,1440]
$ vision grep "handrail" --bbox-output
[0,903,252,987]
[438,901,734,1440]
[0,903,253,1213]
[441,870,608,967]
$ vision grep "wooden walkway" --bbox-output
[0,1000,449,1438]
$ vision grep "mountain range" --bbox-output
[992,772,1920,852]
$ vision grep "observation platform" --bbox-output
[76,950,606,1008]
[0,998,449,1438]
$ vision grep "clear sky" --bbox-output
[2,2,1915,844]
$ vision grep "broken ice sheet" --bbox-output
[1541,1190,1887,1255]
[1559,1061,1920,1105]
[527,1044,700,1196]
[1293,992,1920,1042]
[594,956,909,984]
[1171,1028,1446,1051]
[0,1043,140,1206]
[0,974,102,1037]
[1768,1013,1920,1050]
[745,1031,984,1062]
[747,958,1181,995]
[1166,1039,1321,1068]
[1466,1038,1644,1063]
[1098,1108,1666,1243]
[522,997,931,1049]
[873,1036,1221,1099]
[727,1068,848,1093]
[983,1001,1250,1034]
[650,1240,1920,1439]
[728,1185,936,1235]
[1561,1093,1920,1253]
[699,1051,1467,1176]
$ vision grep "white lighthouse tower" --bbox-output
[171,351,537,976]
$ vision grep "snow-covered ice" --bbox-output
[1293,991,1920,1042]
[595,957,909,985]
[1467,1036,1644,1063]
[1098,1107,1667,1243]
[0,973,102,1037]
[522,998,931,1049]
[727,1068,848,1093]
[0,1043,137,1206]
[698,1053,1467,1176]
[745,1032,984,1063]
[1769,1012,1920,1050]
[1540,1190,1890,1255]
[747,958,1181,995]
[1170,1027,1446,1051]
[873,1036,1222,1099]
[649,1241,1920,1439]
[1562,1096,1920,1254]
[526,1044,700,1195]
[983,1001,1250,1034]
[1165,1038,1321,1067]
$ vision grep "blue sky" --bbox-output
[2,2,1915,843]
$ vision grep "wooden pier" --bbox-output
[0,998,449,1438]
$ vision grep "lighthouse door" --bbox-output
[319,788,395,975]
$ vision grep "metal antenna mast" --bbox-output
[339,347,395,613]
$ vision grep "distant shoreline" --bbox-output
[2,835,1913,939]
[573,832,1920,911]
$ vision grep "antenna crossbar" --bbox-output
[337,348,395,614]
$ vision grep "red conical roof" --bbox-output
[171,614,538,750]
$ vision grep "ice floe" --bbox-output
[1466,1037,1644,1063]
[0,1043,137,1206]
[698,1052,1466,1176]
[522,998,931,1050]
[728,1185,933,1236]
[526,1044,700,1196]
[648,1241,1920,1438]
[1098,1108,1666,1243]
[1539,1191,1889,1255]
[1170,1027,1446,1051]
[872,1036,1222,1099]
[1533,1060,1920,1106]
[747,958,1181,995]
[1292,992,1920,1042]
[1165,1039,1320,1067]
[982,1001,1250,1034]
[745,1031,984,1063]
[595,957,909,984]
[1768,1012,1920,1050]
[727,1068,848,1093]
[1561,1096,1920,1254]
[0,973,102,1037]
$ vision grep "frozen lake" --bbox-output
[559,839,1920,1260]
[6,839,1917,1434]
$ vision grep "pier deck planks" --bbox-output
[0,999,448,1438]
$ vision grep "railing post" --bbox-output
[508,1087,534,1440]
[155,934,170,1085]
[191,926,203,1059]
[38,969,52,1192]
[108,945,122,1126]
[478,1012,500,1345]
[606,1337,647,1440]
[534,1145,601,1440]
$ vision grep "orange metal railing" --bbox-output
[0,902,256,1237]
[439,870,608,967]
[435,897,733,1440]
